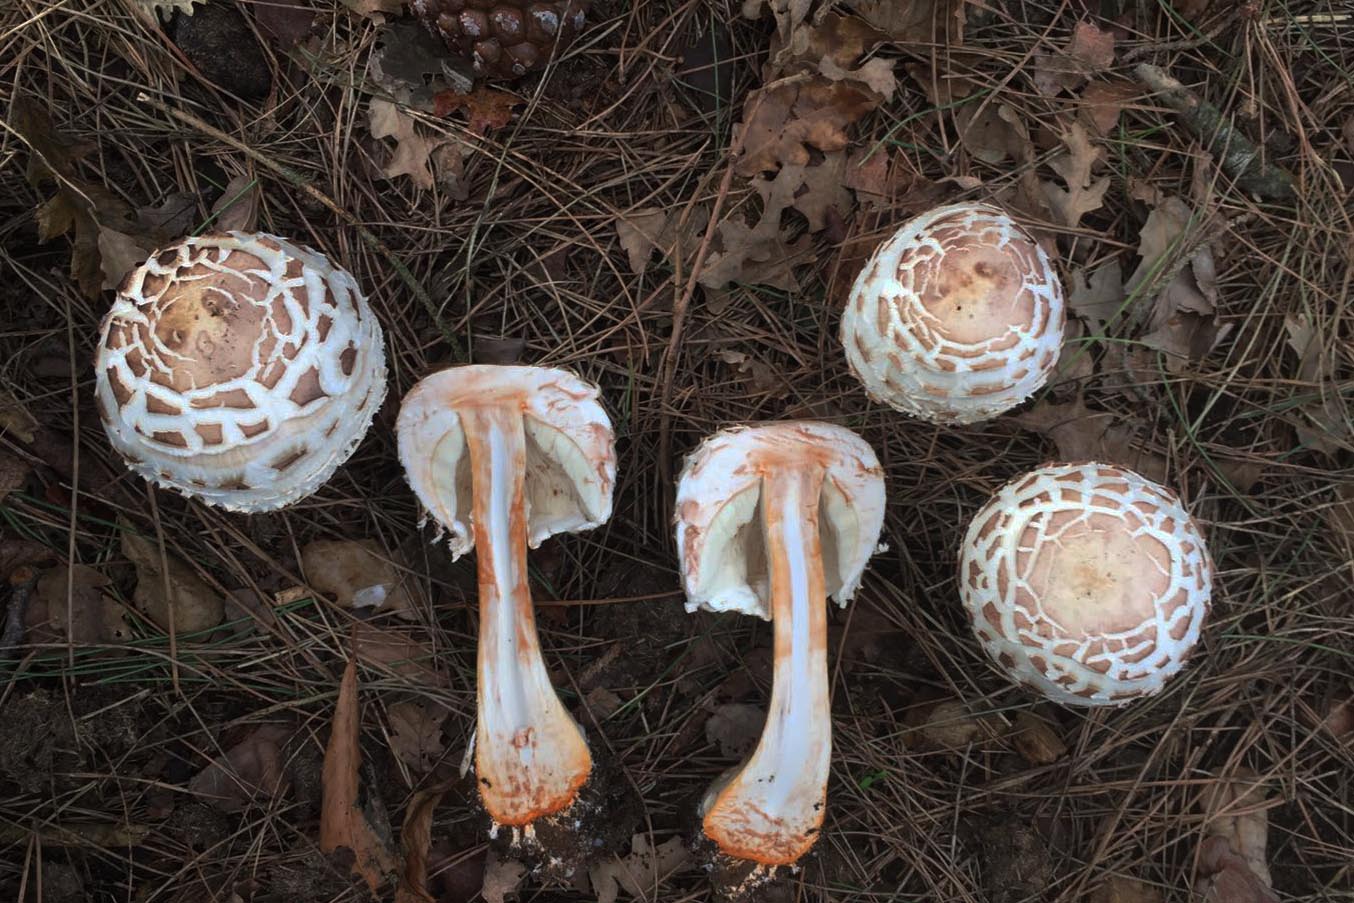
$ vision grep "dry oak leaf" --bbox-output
[698,217,815,290]
[1079,79,1139,134]
[734,76,882,177]
[433,86,519,135]
[614,206,710,275]
[301,538,419,619]
[321,658,398,895]
[958,102,1032,165]
[189,723,296,812]
[209,174,260,233]
[1069,260,1126,332]
[773,12,897,99]
[121,526,225,635]
[368,99,448,190]
[1042,122,1110,228]
[1034,20,1116,95]
[395,777,456,903]
[386,700,447,773]
[1015,398,1169,484]
[588,834,690,903]
[353,623,447,685]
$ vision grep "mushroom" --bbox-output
[396,365,614,856]
[839,202,1066,424]
[675,422,886,884]
[94,232,387,512]
[958,462,1213,706]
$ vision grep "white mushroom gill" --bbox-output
[676,423,886,866]
[397,365,615,827]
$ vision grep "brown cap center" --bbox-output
[914,241,1037,345]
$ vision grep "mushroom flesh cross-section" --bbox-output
[396,365,615,833]
[675,422,886,876]
[94,232,387,512]
[958,462,1213,706]
[839,202,1066,424]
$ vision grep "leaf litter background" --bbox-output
[1,0,1353,901]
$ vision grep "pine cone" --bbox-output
[411,0,588,80]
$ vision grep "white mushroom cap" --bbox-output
[839,202,1066,424]
[94,232,387,512]
[396,365,615,558]
[675,422,886,618]
[958,462,1213,706]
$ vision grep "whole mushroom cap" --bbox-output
[840,202,1066,425]
[958,462,1213,706]
[94,232,387,512]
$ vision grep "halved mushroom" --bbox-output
[675,422,886,883]
[839,202,1065,424]
[958,462,1213,706]
[94,232,387,512]
[396,365,614,847]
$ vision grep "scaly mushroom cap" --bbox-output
[675,422,886,618]
[840,202,1066,424]
[958,462,1213,706]
[396,364,615,556]
[94,232,387,512]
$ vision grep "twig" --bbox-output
[134,92,464,359]
[1,566,39,654]
[1133,64,1298,202]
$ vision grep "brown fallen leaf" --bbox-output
[321,657,397,895]
[301,538,420,619]
[480,852,526,903]
[698,215,816,291]
[0,451,30,503]
[958,101,1032,165]
[1041,122,1110,228]
[121,526,224,635]
[1015,398,1169,484]
[1034,20,1116,96]
[904,699,995,750]
[25,564,135,646]
[1199,768,1274,890]
[734,76,882,177]
[352,623,446,685]
[842,0,967,43]
[189,723,296,812]
[1009,711,1067,765]
[704,703,766,759]
[97,225,155,291]
[1079,79,1139,135]
[588,834,690,903]
[387,700,447,773]
[1197,835,1279,903]
[770,11,896,98]
[395,778,456,903]
[842,147,891,208]
[340,0,403,17]
[1069,260,1126,332]
[0,388,39,444]
[209,173,260,233]
[1091,875,1163,903]
[254,0,316,47]
[616,208,672,274]
[433,86,519,135]
[368,99,450,190]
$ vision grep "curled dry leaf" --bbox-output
[614,206,709,275]
[395,778,456,903]
[209,174,260,233]
[189,723,296,812]
[321,658,398,894]
[353,623,446,685]
[842,0,967,43]
[905,699,994,750]
[301,538,419,619]
[1198,835,1279,903]
[121,527,224,635]
[25,564,135,646]
[587,834,690,903]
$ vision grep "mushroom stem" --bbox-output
[461,404,592,827]
[703,465,830,866]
